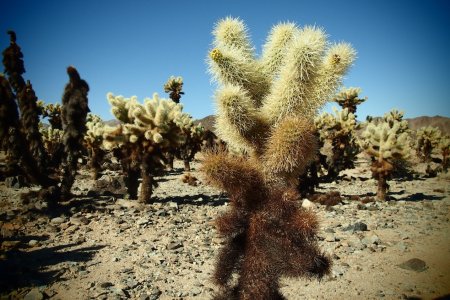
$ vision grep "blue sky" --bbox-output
[1,0,449,121]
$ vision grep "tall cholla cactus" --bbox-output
[163,76,184,103]
[103,92,190,202]
[333,87,366,116]
[416,126,442,162]
[39,125,64,168]
[60,66,90,199]
[85,113,106,179]
[360,117,411,201]
[315,107,359,179]
[203,17,356,299]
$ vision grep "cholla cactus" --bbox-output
[163,76,184,103]
[59,66,90,199]
[315,107,359,179]
[383,109,409,132]
[360,118,411,200]
[103,92,189,202]
[39,125,64,168]
[177,122,205,171]
[439,135,450,172]
[203,17,356,299]
[333,87,366,116]
[37,101,62,130]
[85,113,106,179]
[416,126,442,162]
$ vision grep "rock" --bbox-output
[100,282,114,288]
[361,234,380,246]
[302,199,314,209]
[137,217,149,226]
[397,258,428,272]
[51,217,65,225]
[24,288,44,300]
[149,287,162,300]
[70,216,90,225]
[167,241,183,250]
[28,239,39,247]
[92,175,127,196]
[344,221,368,232]
[168,202,179,210]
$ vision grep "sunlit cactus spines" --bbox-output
[37,101,63,130]
[103,92,190,202]
[203,17,357,299]
[39,125,64,168]
[178,122,205,171]
[85,113,106,179]
[333,87,366,115]
[415,126,442,163]
[60,66,90,199]
[360,119,411,201]
[383,109,409,132]
[315,107,359,179]
[163,76,184,103]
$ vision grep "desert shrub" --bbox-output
[203,17,356,299]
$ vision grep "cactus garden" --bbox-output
[1,5,450,300]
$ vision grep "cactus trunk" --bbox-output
[139,153,154,203]
[184,160,190,172]
[376,174,388,201]
[125,168,139,200]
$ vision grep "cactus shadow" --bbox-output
[0,237,104,294]
[393,192,445,202]
[155,193,228,207]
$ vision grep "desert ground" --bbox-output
[1,155,449,300]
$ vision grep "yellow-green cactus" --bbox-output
[103,92,191,202]
[315,107,359,179]
[333,87,366,115]
[37,101,62,130]
[383,109,409,133]
[203,18,356,299]
[163,76,184,103]
[360,119,411,200]
[85,113,106,179]
[177,121,205,171]
[416,126,442,162]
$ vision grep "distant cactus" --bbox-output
[416,126,442,162]
[85,113,106,179]
[177,122,204,171]
[37,101,62,130]
[39,125,64,168]
[203,17,356,299]
[103,92,190,202]
[360,115,411,201]
[315,107,359,179]
[333,87,366,116]
[383,109,409,132]
[164,76,184,103]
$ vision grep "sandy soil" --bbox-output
[1,156,449,300]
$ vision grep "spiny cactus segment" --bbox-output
[85,113,106,179]
[203,17,356,299]
[163,76,184,103]
[416,126,442,163]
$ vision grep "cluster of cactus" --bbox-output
[103,92,192,203]
[333,86,366,116]
[315,107,359,179]
[0,31,90,202]
[85,113,106,179]
[439,135,450,172]
[359,110,411,200]
[203,17,355,298]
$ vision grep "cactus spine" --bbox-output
[204,17,355,299]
